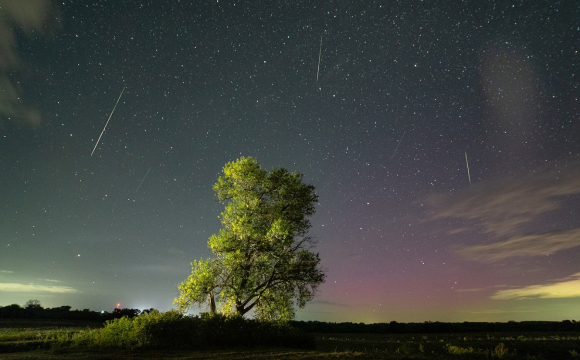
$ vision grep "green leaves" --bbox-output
[176,157,325,321]
[175,259,217,311]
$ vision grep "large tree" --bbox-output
[175,157,325,321]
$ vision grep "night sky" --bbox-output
[1,0,579,323]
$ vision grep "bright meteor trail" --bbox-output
[316,35,323,82]
[465,151,471,186]
[91,87,126,156]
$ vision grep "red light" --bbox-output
[117,303,120,308]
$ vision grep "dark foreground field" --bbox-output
[1,320,579,359]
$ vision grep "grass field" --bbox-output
[1,320,579,359]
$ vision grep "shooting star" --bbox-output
[390,131,406,159]
[465,151,471,186]
[135,167,152,193]
[316,35,323,81]
[91,87,126,156]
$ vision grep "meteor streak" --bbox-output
[390,131,406,159]
[316,35,323,81]
[465,151,471,186]
[136,167,152,193]
[91,87,126,156]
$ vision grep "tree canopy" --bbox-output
[175,157,325,321]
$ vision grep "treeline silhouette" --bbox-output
[1,302,578,333]
[290,320,580,333]
[0,303,147,321]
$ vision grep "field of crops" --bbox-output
[1,321,579,359]
[313,332,580,359]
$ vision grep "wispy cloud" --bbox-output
[0,270,14,274]
[429,171,580,236]
[455,284,511,293]
[0,0,60,126]
[455,228,580,262]
[428,168,580,261]
[39,278,62,283]
[0,282,78,294]
[456,288,487,293]
[491,273,580,300]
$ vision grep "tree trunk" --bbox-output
[209,291,216,315]
[236,303,249,316]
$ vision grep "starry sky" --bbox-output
[1,0,579,323]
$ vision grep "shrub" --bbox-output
[492,343,509,358]
[55,310,314,350]
[446,343,474,355]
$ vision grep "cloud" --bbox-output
[39,278,62,283]
[455,228,580,262]
[491,273,580,300]
[455,284,511,293]
[0,270,13,274]
[0,0,60,127]
[428,168,580,261]
[455,288,486,293]
[429,171,580,237]
[0,282,78,293]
